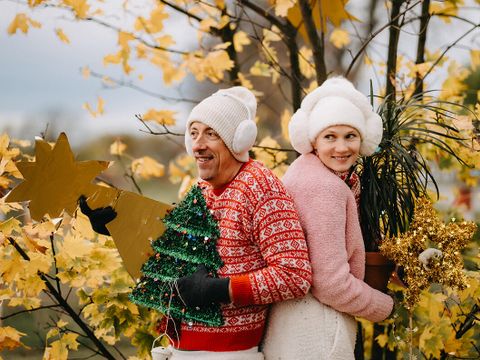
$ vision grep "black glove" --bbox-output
[78,195,117,236]
[176,265,230,308]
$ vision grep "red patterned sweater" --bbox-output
[176,159,312,351]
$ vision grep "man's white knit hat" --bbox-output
[289,77,383,156]
[185,86,257,162]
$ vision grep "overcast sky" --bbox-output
[0,1,203,146]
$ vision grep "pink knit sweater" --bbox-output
[282,153,393,322]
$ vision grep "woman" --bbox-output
[262,77,393,360]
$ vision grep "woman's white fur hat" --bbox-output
[185,86,257,162]
[289,77,383,156]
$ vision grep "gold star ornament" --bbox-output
[5,133,109,221]
[379,197,477,309]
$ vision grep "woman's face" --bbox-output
[314,125,361,172]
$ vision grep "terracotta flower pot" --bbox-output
[364,252,395,292]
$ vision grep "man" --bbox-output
[82,86,312,359]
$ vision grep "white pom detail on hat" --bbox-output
[185,86,257,162]
[288,77,383,156]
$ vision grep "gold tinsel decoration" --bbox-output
[379,197,477,309]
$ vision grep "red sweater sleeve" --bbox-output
[230,190,312,306]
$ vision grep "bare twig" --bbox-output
[135,114,184,136]
[88,70,199,103]
[0,304,60,321]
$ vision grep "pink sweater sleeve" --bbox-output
[285,159,393,322]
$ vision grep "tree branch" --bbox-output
[412,0,430,98]
[238,0,302,109]
[385,0,405,115]
[135,114,184,136]
[7,237,116,360]
[298,0,326,84]
[456,303,479,339]
[0,304,60,321]
[420,22,479,85]
[345,0,421,77]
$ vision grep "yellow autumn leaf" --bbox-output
[134,5,169,33]
[375,333,389,347]
[364,55,373,66]
[429,0,460,23]
[298,46,315,79]
[408,62,432,78]
[470,49,480,70]
[62,0,90,19]
[22,230,49,254]
[263,26,282,43]
[233,31,251,52]
[7,13,41,35]
[168,154,196,184]
[273,0,296,17]
[82,96,105,118]
[213,42,231,51]
[28,0,46,6]
[103,51,122,65]
[178,175,196,199]
[250,61,271,77]
[0,218,22,237]
[109,139,127,156]
[55,28,70,44]
[253,136,288,177]
[425,49,448,67]
[142,109,176,126]
[81,66,90,79]
[0,197,23,216]
[280,108,292,142]
[57,232,92,262]
[0,327,26,351]
[131,156,165,180]
[57,319,68,328]
[185,50,233,83]
[0,134,20,160]
[288,0,358,38]
[61,332,79,350]
[46,328,59,340]
[44,341,67,360]
[236,73,251,90]
[155,34,175,48]
[329,28,350,48]
[151,49,185,84]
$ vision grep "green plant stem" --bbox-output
[7,237,116,360]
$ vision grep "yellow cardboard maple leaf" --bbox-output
[5,133,109,221]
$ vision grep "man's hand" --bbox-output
[78,195,117,236]
[176,265,230,308]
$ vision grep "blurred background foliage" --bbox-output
[0,0,479,359]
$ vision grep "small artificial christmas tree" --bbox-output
[129,184,223,326]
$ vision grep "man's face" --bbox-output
[189,122,241,188]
